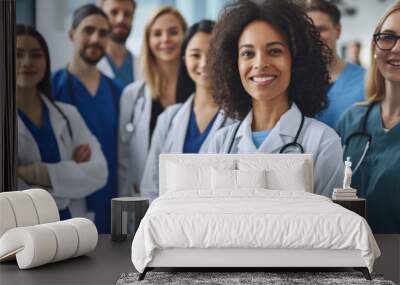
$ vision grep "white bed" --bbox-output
[131,154,380,280]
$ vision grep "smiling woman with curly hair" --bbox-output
[207,0,344,197]
[208,0,332,119]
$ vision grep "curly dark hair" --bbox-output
[208,0,332,119]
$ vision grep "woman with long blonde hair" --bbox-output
[118,6,187,198]
[337,1,400,234]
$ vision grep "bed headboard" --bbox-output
[159,154,314,196]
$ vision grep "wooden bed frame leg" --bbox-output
[354,267,371,280]
[138,268,148,281]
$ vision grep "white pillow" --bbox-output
[237,159,309,192]
[266,164,307,191]
[167,162,210,191]
[211,168,267,190]
[211,168,236,190]
[166,160,236,192]
[237,169,267,189]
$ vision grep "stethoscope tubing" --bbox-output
[124,83,146,135]
[343,102,376,174]
[227,111,305,154]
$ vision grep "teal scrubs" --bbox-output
[337,103,400,233]
[317,63,366,128]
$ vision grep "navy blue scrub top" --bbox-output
[52,70,123,233]
[183,110,218,153]
[18,103,71,220]
[106,52,134,88]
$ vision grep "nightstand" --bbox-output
[111,197,149,242]
[332,198,366,218]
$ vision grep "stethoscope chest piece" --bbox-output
[125,122,134,133]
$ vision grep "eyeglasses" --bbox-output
[373,32,400,51]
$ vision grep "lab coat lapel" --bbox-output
[200,110,226,152]
[135,84,151,146]
[257,103,301,153]
[166,95,193,152]
[236,112,258,153]
[256,127,285,153]
[42,96,70,159]
[17,117,42,164]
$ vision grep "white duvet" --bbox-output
[131,190,380,273]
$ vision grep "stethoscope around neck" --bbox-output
[124,82,146,136]
[227,111,305,154]
[343,103,376,174]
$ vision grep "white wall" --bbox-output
[36,0,95,71]
[338,0,396,67]
[36,0,396,71]
[36,0,230,72]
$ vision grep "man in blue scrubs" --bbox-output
[52,4,123,233]
[305,0,366,128]
[97,0,139,88]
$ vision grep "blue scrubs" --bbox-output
[317,63,366,128]
[52,70,122,233]
[252,130,271,149]
[183,110,218,153]
[337,104,400,233]
[106,52,134,88]
[18,103,71,220]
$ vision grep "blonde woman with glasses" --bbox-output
[337,1,400,234]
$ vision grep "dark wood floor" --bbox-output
[0,234,398,284]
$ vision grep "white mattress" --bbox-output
[131,190,380,273]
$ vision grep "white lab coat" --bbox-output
[140,95,235,201]
[207,103,344,197]
[118,80,151,198]
[18,95,108,219]
[97,52,140,82]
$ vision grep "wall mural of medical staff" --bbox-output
[51,4,123,233]
[337,1,400,234]
[206,0,344,197]
[16,25,108,221]
[118,6,187,198]
[140,20,235,201]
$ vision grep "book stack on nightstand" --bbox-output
[332,188,366,218]
[332,188,358,200]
